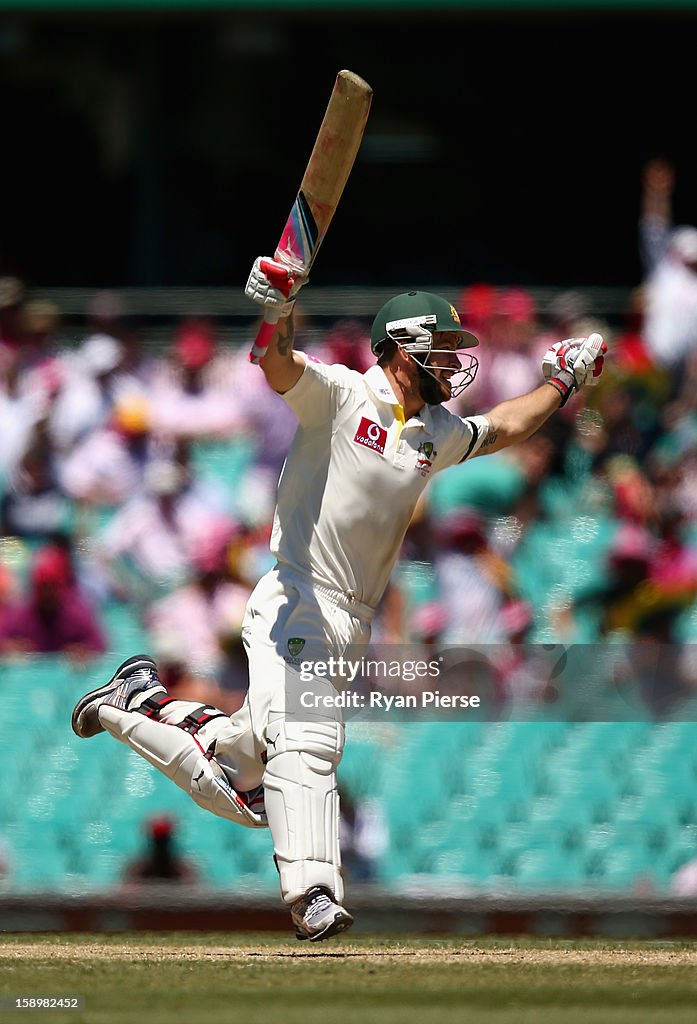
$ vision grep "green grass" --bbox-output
[2,933,697,1024]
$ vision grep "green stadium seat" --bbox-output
[513,847,584,889]
[593,844,656,889]
[430,847,501,883]
[612,795,676,828]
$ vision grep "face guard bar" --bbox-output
[386,316,479,400]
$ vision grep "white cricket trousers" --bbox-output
[136,563,372,904]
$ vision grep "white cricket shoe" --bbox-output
[291,886,354,942]
[71,654,165,738]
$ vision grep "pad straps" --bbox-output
[139,696,228,738]
[178,706,229,736]
[140,694,177,717]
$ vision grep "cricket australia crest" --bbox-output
[415,441,437,477]
[287,637,306,658]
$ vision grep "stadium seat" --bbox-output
[513,847,584,889]
[592,844,656,890]
[4,661,697,895]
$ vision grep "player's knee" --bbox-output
[265,719,344,769]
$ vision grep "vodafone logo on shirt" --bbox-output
[353,417,387,455]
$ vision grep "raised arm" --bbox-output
[473,333,607,457]
[258,312,306,394]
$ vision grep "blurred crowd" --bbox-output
[1,161,697,720]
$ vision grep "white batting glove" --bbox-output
[543,333,607,406]
[244,257,307,318]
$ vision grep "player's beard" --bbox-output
[415,360,451,406]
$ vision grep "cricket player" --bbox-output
[72,259,606,940]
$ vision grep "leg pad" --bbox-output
[263,719,344,902]
[99,705,267,828]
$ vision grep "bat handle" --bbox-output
[248,310,281,365]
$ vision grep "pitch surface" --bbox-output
[2,934,697,1023]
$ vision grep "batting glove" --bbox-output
[244,257,307,318]
[543,334,607,406]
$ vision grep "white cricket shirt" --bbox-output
[271,358,490,610]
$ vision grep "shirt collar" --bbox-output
[364,364,400,405]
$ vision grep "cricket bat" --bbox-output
[248,69,373,365]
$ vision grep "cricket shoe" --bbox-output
[71,655,166,739]
[291,886,354,942]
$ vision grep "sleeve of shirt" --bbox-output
[279,355,358,427]
[438,414,492,468]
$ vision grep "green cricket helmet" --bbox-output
[370,291,479,354]
[370,290,479,404]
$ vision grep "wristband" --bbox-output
[546,369,576,407]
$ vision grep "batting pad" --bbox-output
[263,719,344,904]
[99,705,267,828]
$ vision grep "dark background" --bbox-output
[1,8,695,290]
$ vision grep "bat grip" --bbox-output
[249,310,281,365]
